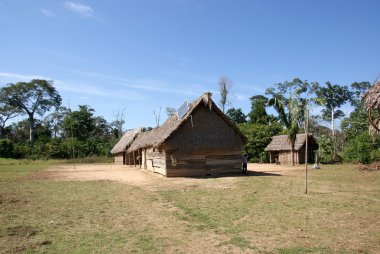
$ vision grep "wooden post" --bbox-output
[139,150,142,169]
[144,148,147,169]
[133,151,135,167]
[305,108,309,195]
[128,153,131,166]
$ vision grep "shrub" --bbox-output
[318,135,334,164]
[342,133,379,164]
[0,139,14,158]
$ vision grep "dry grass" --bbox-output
[0,160,379,253]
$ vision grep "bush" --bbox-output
[237,122,283,162]
[0,139,14,158]
[317,135,334,164]
[342,133,380,164]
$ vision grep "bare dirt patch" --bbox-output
[249,163,306,176]
[34,163,298,181]
[30,163,304,192]
[358,161,380,171]
[30,163,158,186]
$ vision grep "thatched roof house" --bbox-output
[111,128,142,165]
[113,92,247,177]
[265,134,318,165]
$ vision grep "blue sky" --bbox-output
[1,0,379,129]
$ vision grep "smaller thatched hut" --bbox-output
[265,134,318,165]
[111,128,142,165]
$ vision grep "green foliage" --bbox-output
[318,135,334,164]
[341,106,369,140]
[226,107,246,124]
[0,79,62,144]
[247,95,273,124]
[266,78,313,165]
[342,133,380,164]
[0,139,14,158]
[313,81,351,123]
[350,81,372,107]
[238,122,283,162]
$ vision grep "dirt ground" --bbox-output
[32,163,304,188]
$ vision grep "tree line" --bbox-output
[0,78,379,164]
[0,80,123,159]
[224,78,379,164]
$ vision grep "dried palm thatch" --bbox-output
[363,80,380,132]
[265,134,318,151]
[127,92,246,153]
[110,128,143,154]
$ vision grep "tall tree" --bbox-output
[0,103,19,138]
[44,106,68,138]
[266,78,312,165]
[350,81,372,107]
[313,82,351,136]
[226,108,246,124]
[313,82,351,159]
[218,76,232,113]
[341,81,372,140]
[111,108,126,138]
[248,95,270,124]
[0,79,62,145]
[63,105,96,141]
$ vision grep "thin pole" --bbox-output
[68,99,76,169]
[305,108,309,194]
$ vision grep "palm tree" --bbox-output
[268,92,306,166]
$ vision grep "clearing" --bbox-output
[1,160,379,253]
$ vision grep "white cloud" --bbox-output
[0,72,48,81]
[64,1,94,17]
[67,69,200,96]
[39,8,56,17]
[54,80,143,101]
[0,72,142,101]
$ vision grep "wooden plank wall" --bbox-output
[144,148,167,175]
[278,151,300,165]
[166,152,242,177]
[114,153,124,165]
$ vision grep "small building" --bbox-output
[111,128,142,165]
[114,92,247,177]
[265,134,318,165]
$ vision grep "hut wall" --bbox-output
[164,105,245,156]
[165,151,242,177]
[143,147,167,175]
[278,151,290,164]
[114,153,124,165]
[278,150,301,165]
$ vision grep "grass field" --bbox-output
[0,159,379,253]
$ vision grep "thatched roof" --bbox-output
[127,92,247,152]
[363,80,380,111]
[265,134,318,151]
[110,128,143,154]
[363,80,380,132]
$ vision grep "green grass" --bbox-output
[0,161,379,253]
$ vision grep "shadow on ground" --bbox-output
[187,170,281,179]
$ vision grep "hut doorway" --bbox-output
[269,152,279,164]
